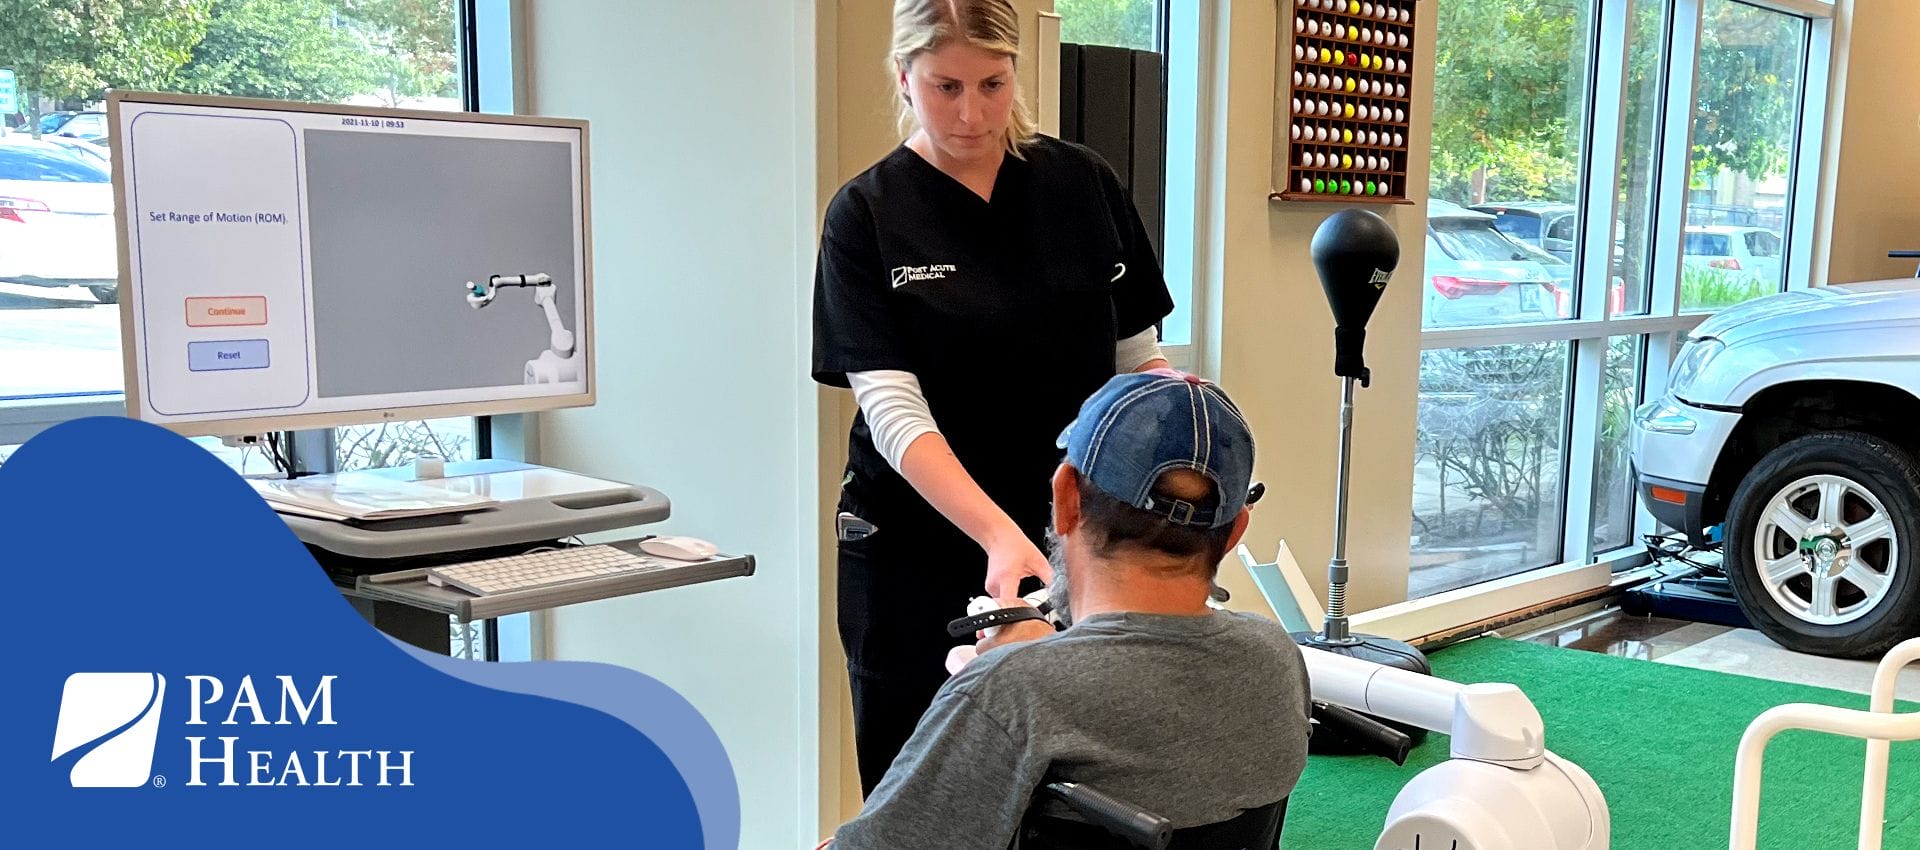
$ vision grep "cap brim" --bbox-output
[1056,419,1077,450]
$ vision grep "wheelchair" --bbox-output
[1011,701,1405,849]
[1014,782,1286,850]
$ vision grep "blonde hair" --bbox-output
[890,0,1037,157]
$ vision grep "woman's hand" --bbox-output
[983,533,1050,599]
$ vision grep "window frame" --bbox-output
[1396,0,1835,617]
[0,0,508,450]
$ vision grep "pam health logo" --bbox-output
[51,673,169,788]
[49,671,413,790]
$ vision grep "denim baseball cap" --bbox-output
[1056,370,1255,529]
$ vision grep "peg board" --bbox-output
[1271,0,1419,205]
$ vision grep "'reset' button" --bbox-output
[188,339,270,371]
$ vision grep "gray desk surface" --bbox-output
[281,462,670,559]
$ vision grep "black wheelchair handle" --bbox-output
[1889,250,1920,258]
[1312,700,1414,766]
[1041,782,1172,850]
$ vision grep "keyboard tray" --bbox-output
[351,540,755,621]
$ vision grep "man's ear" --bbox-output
[1223,507,1253,552]
[1052,464,1081,534]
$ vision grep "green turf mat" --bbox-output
[1280,637,1920,849]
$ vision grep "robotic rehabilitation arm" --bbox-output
[463,273,581,385]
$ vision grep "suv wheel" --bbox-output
[1724,432,1920,658]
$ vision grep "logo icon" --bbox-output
[890,263,956,288]
[1370,268,1391,290]
[51,673,167,787]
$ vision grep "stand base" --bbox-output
[1293,630,1432,756]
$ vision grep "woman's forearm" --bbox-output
[895,432,1023,551]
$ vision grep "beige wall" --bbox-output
[1205,0,1433,615]
[1820,0,1920,285]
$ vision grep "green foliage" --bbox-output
[339,0,456,102]
[0,0,458,110]
[1680,265,1766,311]
[1431,0,1801,206]
[1429,0,1589,206]
[1056,0,1156,50]
[1688,0,1801,183]
[172,0,375,101]
[0,0,212,101]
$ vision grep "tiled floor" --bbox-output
[1506,609,1920,701]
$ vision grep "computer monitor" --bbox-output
[107,91,594,438]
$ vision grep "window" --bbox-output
[0,0,468,446]
[1412,343,1573,597]
[1411,0,1831,600]
[1680,0,1806,313]
[334,417,478,472]
[1056,0,1161,51]
[1057,0,1205,352]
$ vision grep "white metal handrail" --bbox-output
[1729,637,1920,850]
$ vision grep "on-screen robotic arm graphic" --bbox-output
[462,273,581,385]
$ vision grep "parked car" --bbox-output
[45,136,109,171]
[1633,279,1920,657]
[0,137,118,303]
[1683,225,1783,286]
[1472,201,1578,264]
[1423,200,1572,328]
[39,110,107,140]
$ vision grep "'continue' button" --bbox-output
[188,339,271,372]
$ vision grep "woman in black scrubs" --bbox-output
[810,0,1175,794]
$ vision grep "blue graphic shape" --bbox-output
[0,418,736,848]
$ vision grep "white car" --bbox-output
[1423,200,1570,328]
[1633,279,1920,657]
[1683,225,1783,286]
[0,137,118,303]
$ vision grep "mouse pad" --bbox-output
[0,417,738,848]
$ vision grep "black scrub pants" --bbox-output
[836,489,1044,797]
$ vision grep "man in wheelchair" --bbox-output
[830,372,1314,849]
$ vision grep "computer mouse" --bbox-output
[640,535,719,561]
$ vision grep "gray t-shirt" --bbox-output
[833,609,1313,850]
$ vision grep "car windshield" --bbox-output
[1545,215,1577,241]
[1746,230,1781,257]
[1490,213,1541,241]
[62,114,105,136]
[0,147,111,183]
[1685,232,1731,255]
[1431,219,1567,265]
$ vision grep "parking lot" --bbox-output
[0,282,122,399]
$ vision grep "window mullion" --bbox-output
[1649,0,1704,319]
[1787,14,1832,289]
[1579,0,1632,327]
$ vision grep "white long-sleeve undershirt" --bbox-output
[848,327,1165,472]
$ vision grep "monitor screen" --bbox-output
[109,91,593,437]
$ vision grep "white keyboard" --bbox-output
[426,544,665,596]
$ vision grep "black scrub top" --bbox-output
[811,136,1174,534]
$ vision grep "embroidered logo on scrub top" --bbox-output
[891,264,956,288]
